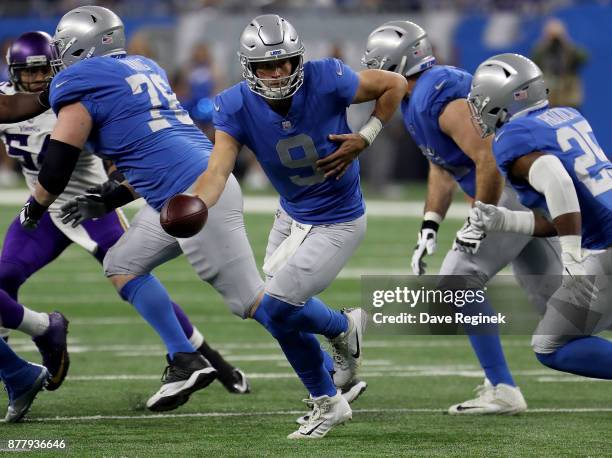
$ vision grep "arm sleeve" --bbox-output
[527,154,581,220]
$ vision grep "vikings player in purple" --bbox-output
[0,31,250,400]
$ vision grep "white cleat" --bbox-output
[448,378,527,415]
[329,308,366,387]
[296,379,367,425]
[288,391,352,439]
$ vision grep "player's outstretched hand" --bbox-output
[452,216,486,254]
[561,252,598,306]
[60,195,108,228]
[317,133,367,180]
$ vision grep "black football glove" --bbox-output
[19,199,47,230]
[60,195,108,227]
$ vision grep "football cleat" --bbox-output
[218,368,250,394]
[197,342,250,394]
[329,308,366,387]
[146,352,217,412]
[287,391,352,439]
[296,379,367,425]
[32,311,69,391]
[448,378,527,415]
[4,363,49,423]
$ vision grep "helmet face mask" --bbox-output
[50,5,126,75]
[7,31,54,92]
[239,14,305,100]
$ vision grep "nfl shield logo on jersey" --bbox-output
[282,120,292,130]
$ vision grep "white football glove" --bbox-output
[452,215,486,255]
[561,251,598,306]
[472,201,535,235]
[411,220,439,275]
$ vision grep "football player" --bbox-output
[0,31,249,395]
[14,6,267,413]
[0,337,48,422]
[195,14,405,438]
[469,53,612,379]
[362,21,563,414]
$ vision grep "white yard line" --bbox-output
[22,407,612,423]
[0,192,469,219]
[60,367,580,381]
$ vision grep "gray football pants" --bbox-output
[103,174,264,318]
[264,208,367,306]
[532,248,612,353]
[440,185,563,315]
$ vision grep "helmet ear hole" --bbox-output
[488,107,500,115]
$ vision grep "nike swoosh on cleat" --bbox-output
[304,420,326,435]
[455,405,483,411]
[49,354,67,385]
[352,333,361,359]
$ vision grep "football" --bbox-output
[160,194,208,238]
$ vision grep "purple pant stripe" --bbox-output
[171,302,194,339]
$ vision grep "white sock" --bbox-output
[189,327,204,350]
[17,308,49,337]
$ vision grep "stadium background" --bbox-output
[0,1,610,456]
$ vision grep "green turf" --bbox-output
[0,204,610,457]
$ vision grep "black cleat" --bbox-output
[197,341,250,394]
[146,352,217,412]
[32,312,69,391]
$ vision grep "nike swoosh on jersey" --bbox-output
[434,80,447,91]
[55,79,72,89]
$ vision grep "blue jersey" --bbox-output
[493,106,612,249]
[50,55,211,210]
[401,65,476,197]
[213,58,364,225]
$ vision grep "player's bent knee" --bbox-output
[110,274,137,295]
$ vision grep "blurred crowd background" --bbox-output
[0,0,610,197]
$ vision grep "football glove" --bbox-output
[19,199,47,230]
[561,251,598,306]
[452,216,486,254]
[86,170,125,195]
[60,195,108,228]
[411,219,439,275]
[472,201,534,235]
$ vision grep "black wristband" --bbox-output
[28,198,48,220]
[38,87,50,109]
[108,169,125,183]
[421,219,440,232]
[102,184,134,211]
[38,139,81,195]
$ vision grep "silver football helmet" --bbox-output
[362,20,435,77]
[469,53,549,137]
[238,14,305,100]
[50,5,126,74]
